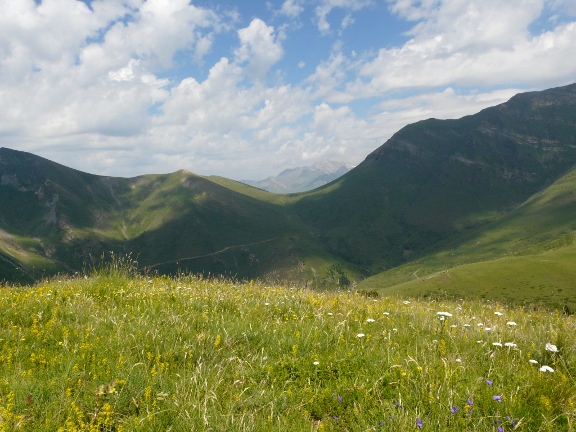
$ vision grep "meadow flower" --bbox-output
[529,359,539,364]
[463,324,471,328]
[484,327,492,331]
[539,365,554,372]
[486,379,493,386]
[477,323,484,327]
[437,311,452,318]
[493,395,503,402]
[545,343,558,353]
[492,342,503,347]
[357,333,365,338]
[366,318,375,323]
[455,358,462,363]
[450,405,459,414]
[416,418,423,429]
[403,300,410,305]
[504,342,517,348]
[327,312,333,316]
[337,395,342,403]
[383,312,390,315]
[506,321,517,326]
[494,311,503,316]
[313,361,320,365]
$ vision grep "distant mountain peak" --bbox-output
[243,160,354,193]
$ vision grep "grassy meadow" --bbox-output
[0,259,575,431]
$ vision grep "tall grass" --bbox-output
[0,265,574,430]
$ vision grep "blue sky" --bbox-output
[2,0,576,180]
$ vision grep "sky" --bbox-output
[1,0,575,180]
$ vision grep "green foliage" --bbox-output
[0,273,574,430]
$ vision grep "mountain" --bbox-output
[242,160,354,193]
[2,83,576,309]
[292,83,576,273]
[0,148,352,284]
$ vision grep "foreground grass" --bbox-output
[0,271,575,431]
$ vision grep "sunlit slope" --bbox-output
[293,84,576,272]
[357,165,576,306]
[372,245,576,310]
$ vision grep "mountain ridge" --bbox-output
[1,83,576,308]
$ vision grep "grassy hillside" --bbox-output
[0,269,574,430]
[357,164,576,306]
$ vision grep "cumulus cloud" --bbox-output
[315,0,373,33]
[0,0,575,180]
[280,0,304,17]
[234,18,284,81]
[344,0,576,98]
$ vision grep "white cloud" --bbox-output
[315,0,373,33]
[0,0,575,181]
[235,18,284,82]
[280,0,304,17]
[348,0,576,97]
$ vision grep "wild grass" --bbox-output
[0,263,575,431]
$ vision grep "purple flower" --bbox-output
[337,395,342,403]
[466,398,473,406]
[450,405,459,414]
[486,379,493,386]
[507,416,518,428]
[498,426,504,432]
[493,395,503,402]
[416,418,423,429]
[333,416,339,421]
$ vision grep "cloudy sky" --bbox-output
[1,0,575,180]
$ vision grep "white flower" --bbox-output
[313,361,320,365]
[504,342,517,348]
[265,302,269,306]
[383,312,390,316]
[529,359,539,364]
[327,312,333,316]
[492,342,503,347]
[455,358,462,363]
[545,343,558,353]
[366,318,376,323]
[506,321,517,326]
[450,325,457,328]
[539,365,554,373]
[476,340,483,343]
[494,311,503,316]
[392,328,398,332]
[403,300,411,305]
[477,323,484,327]
[484,327,492,331]
[357,333,365,338]
[463,324,471,328]
[437,311,453,317]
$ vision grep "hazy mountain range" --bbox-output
[242,160,354,193]
[1,83,575,308]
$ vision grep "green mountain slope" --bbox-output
[293,83,576,273]
[357,164,576,305]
